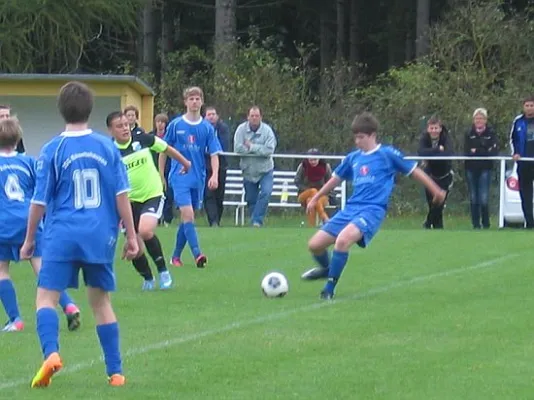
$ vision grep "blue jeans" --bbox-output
[243,170,274,226]
[465,169,491,228]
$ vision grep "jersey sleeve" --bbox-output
[31,144,56,206]
[163,121,175,147]
[385,146,417,176]
[150,136,168,153]
[112,146,130,196]
[333,155,353,181]
[207,124,222,155]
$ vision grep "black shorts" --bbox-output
[131,196,165,231]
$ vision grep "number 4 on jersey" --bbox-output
[5,174,24,202]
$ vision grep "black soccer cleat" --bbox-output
[301,267,329,281]
[66,310,81,332]
[195,254,207,268]
[320,290,334,300]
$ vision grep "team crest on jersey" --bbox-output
[132,141,142,152]
[359,165,369,175]
[188,135,195,144]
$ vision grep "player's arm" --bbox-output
[158,152,168,189]
[411,168,446,204]
[310,175,342,202]
[165,146,191,171]
[248,127,276,156]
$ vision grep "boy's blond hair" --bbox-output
[0,117,22,149]
[183,86,204,100]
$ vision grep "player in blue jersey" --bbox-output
[0,118,81,332]
[159,86,221,268]
[301,112,446,299]
[20,81,139,388]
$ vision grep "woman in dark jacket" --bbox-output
[418,116,454,229]
[464,108,499,229]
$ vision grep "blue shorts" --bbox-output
[172,184,204,210]
[321,205,386,248]
[38,261,116,292]
[0,240,42,262]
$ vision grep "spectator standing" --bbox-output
[510,95,534,228]
[124,105,145,137]
[417,116,454,229]
[234,106,277,227]
[464,108,499,229]
[204,106,230,226]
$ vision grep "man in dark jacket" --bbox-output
[418,116,454,229]
[510,95,534,228]
[465,108,499,229]
[204,106,230,226]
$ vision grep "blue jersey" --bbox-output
[334,144,417,209]
[32,130,130,263]
[164,116,222,188]
[0,153,39,244]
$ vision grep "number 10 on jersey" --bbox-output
[73,168,101,209]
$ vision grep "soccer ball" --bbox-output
[261,272,289,298]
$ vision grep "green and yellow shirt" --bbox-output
[115,134,168,203]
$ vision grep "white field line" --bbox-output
[0,253,519,390]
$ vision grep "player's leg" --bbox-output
[29,257,81,331]
[83,264,124,386]
[251,170,274,226]
[181,188,207,268]
[31,260,74,388]
[129,202,155,289]
[301,230,336,280]
[0,258,23,332]
[138,197,172,289]
[320,223,363,299]
[170,184,192,266]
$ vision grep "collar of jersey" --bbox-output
[361,144,381,155]
[0,151,17,157]
[61,129,92,137]
[115,137,132,149]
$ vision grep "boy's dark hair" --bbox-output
[427,115,442,126]
[57,81,93,124]
[523,95,534,104]
[0,105,11,111]
[106,111,123,127]
[0,118,22,149]
[351,112,379,135]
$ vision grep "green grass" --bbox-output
[0,219,532,399]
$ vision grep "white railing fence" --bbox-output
[220,151,534,228]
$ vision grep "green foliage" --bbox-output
[0,0,145,72]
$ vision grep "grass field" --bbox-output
[0,217,533,399]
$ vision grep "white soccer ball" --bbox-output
[261,272,289,298]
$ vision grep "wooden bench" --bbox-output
[223,169,347,226]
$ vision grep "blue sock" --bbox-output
[36,307,59,359]
[313,251,330,269]
[183,221,201,259]
[58,291,74,311]
[96,322,122,376]
[324,250,349,294]
[0,279,20,322]
[173,223,187,258]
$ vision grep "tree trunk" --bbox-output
[215,0,237,65]
[142,0,157,75]
[349,0,359,66]
[415,0,430,58]
[336,0,345,63]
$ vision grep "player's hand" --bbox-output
[20,240,35,260]
[432,189,447,205]
[306,197,318,214]
[122,236,139,261]
[180,160,192,173]
[513,154,521,161]
[208,175,218,190]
